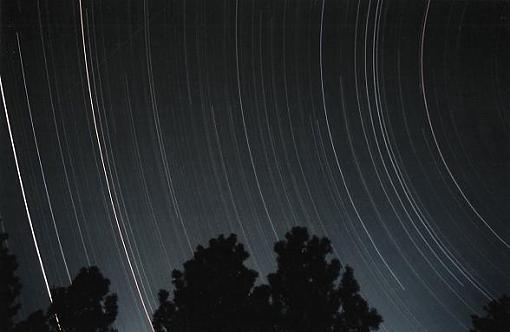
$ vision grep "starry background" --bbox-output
[1,0,510,331]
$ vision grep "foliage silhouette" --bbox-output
[470,295,510,332]
[153,227,382,332]
[0,225,118,331]
[47,266,118,332]
[0,230,52,332]
[153,289,176,332]
[245,284,278,332]
[266,227,382,332]
[334,266,382,332]
[14,310,50,332]
[153,234,259,332]
[0,230,21,331]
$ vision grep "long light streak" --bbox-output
[1,75,54,302]
[77,0,154,328]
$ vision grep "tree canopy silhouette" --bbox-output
[0,229,52,332]
[153,227,382,332]
[0,230,21,331]
[470,295,510,332]
[14,310,50,332]
[153,234,258,332]
[334,266,382,332]
[47,266,118,332]
[266,227,382,332]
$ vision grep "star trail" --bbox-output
[1,0,509,331]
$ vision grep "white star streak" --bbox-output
[37,0,91,267]
[1,75,54,303]
[16,33,72,283]
[235,0,278,239]
[263,18,299,229]
[78,0,155,329]
[360,0,463,288]
[419,0,510,250]
[209,104,264,274]
[370,0,492,299]
[124,76,173,275]
[143,0,193,254]
[319,0,404,290]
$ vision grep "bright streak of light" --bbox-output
[419,0,510,249]
[78,0,155,329]
[235,0,278,239]
[319,0,404,290]
[0,75,54,303]
[16,33,72,283]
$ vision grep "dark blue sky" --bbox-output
[1,0,509,331]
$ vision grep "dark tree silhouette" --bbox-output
[334,267,382,332]
[246,284,278,332]
[152,228,382,332]
[47,266,118,332]
[14,310,50,332]
[470,295,510,332]
[267,227,382,332]
[153,290,175,332]
[0,230,21,331]
[153,234,258,332]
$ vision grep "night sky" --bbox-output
[1,0,510,331]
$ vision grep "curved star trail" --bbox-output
[1,1,509,331]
